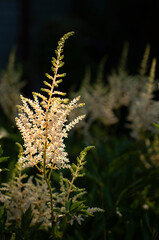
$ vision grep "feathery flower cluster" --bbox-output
[70,45,159,139]
[0,48,25,121]
[0,163,51,227]
[0,147,103,229]
[0,33,103,237]
[127,58,159,138]
[51,146,104,226]
[69,59,118,137]
[15,32,85,169]
[16,95,84,169]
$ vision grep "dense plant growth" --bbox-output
[0,34,159,240]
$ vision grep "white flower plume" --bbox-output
[15,32,85,169]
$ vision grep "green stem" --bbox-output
[43,143,55,239]
[44,170,55,239]
[101,185,107,240]
[59,216,68,240]
[46,176,55,235]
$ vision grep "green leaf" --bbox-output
[0,205,7,234]
[65,200,71,211]
[70,201,85,212]
[21,205,33,231]
[54,226,62,238]
[29,221,43,237]
[80,209,93,217]
[71,163,77,171]
[153,123,159,129]
[0,157,9,163]
[54,208,62,214]
[10,233,16,240]
[117,178,144,204]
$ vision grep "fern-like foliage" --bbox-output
[51,146,103,237]
[127,57,158,138]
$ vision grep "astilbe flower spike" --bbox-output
[0,48,25,122]
[15,32,85,171]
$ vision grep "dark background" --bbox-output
[0,0,159,95]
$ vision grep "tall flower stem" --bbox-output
[43,142,55,238]
[46,174,55,238]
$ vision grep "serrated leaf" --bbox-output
[70,201,85,212]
